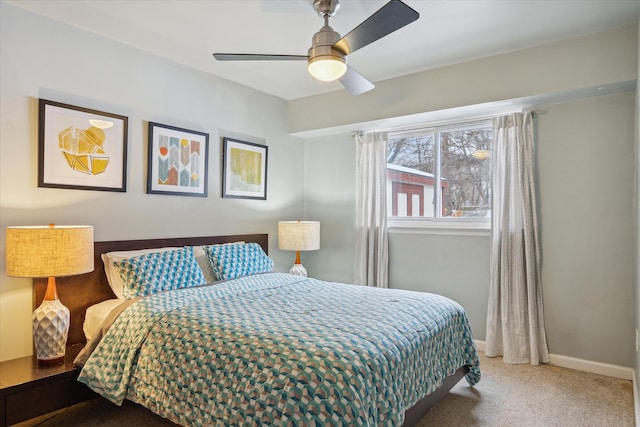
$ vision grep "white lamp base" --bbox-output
[33,299,69,365]
[289,263,308,277]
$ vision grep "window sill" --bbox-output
[388,218,490,236]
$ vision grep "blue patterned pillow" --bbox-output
[203,242,273,281]
[114,247,206,299]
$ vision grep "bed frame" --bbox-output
[34,233,467,426]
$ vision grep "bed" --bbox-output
[35,234,480,426]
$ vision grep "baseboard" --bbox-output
[548,354,634,380]
[474,340,633,380]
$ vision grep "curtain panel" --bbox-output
[485,112,550,365]
[354,132,389,287]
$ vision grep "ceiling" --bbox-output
[7,0,640,100]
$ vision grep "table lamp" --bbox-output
[6,224,94,365]
[278,221,320,277]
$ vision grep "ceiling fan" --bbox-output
[213,0,419,96]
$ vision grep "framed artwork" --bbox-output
[147,122,209,197]
[38,99,128,192]
[222,137,268,200]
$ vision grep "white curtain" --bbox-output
[485,112,550,365]
[354,132,389,287]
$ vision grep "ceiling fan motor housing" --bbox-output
[308,24,346,60]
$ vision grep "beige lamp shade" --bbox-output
[6,225,94,278]
[278,221,320,277]
[278,221,320,251]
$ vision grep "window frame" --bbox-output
[386,118,493,232]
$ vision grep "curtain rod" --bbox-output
[385,117,494,135]
[524,108,547,116]
[381,107,549,135]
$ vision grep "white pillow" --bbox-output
[83,298,124,341]
[102,247,178,299]
[192,245,216,283]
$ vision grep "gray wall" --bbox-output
[303,92,636,367]
[635,19,640,403]
[302,134,356,283]
[388,231,490,341]
[0,3,305,361]
[537,94,635,367]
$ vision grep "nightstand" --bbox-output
[0,344,96,426]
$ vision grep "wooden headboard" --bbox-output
[34,233,269,346]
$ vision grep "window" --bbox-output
[387,120,493,224]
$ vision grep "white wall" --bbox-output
[0,3,305,361]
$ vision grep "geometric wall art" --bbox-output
[147,122,209,197]
[222,137,268,200]
[38,99,128,192]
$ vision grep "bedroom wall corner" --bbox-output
[302,134,356,283]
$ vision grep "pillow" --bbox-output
[204,242,273,281]
[83,298,124,341]
[102,247,179,299]
[114,246,206,299]
[192,241,244,283]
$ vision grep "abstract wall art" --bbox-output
[147,122,209,197]
[222,137,268,200]
[38,99,128,191]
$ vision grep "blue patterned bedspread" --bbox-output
[78,272,480,426]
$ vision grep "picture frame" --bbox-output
[38,99,128,192]
[147,122,209,197]
[222,137,268,200]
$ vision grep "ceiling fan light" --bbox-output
[308,56,347,81]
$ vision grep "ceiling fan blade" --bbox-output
[339,65,375,96]
[213,53,307,61]
[333,0,419,55]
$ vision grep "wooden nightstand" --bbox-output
[0,344,96,426]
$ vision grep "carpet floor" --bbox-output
[16,352,634,426]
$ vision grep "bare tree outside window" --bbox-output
[387,122,492,219]
[387,134,435,174]
[441,128,492,217]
